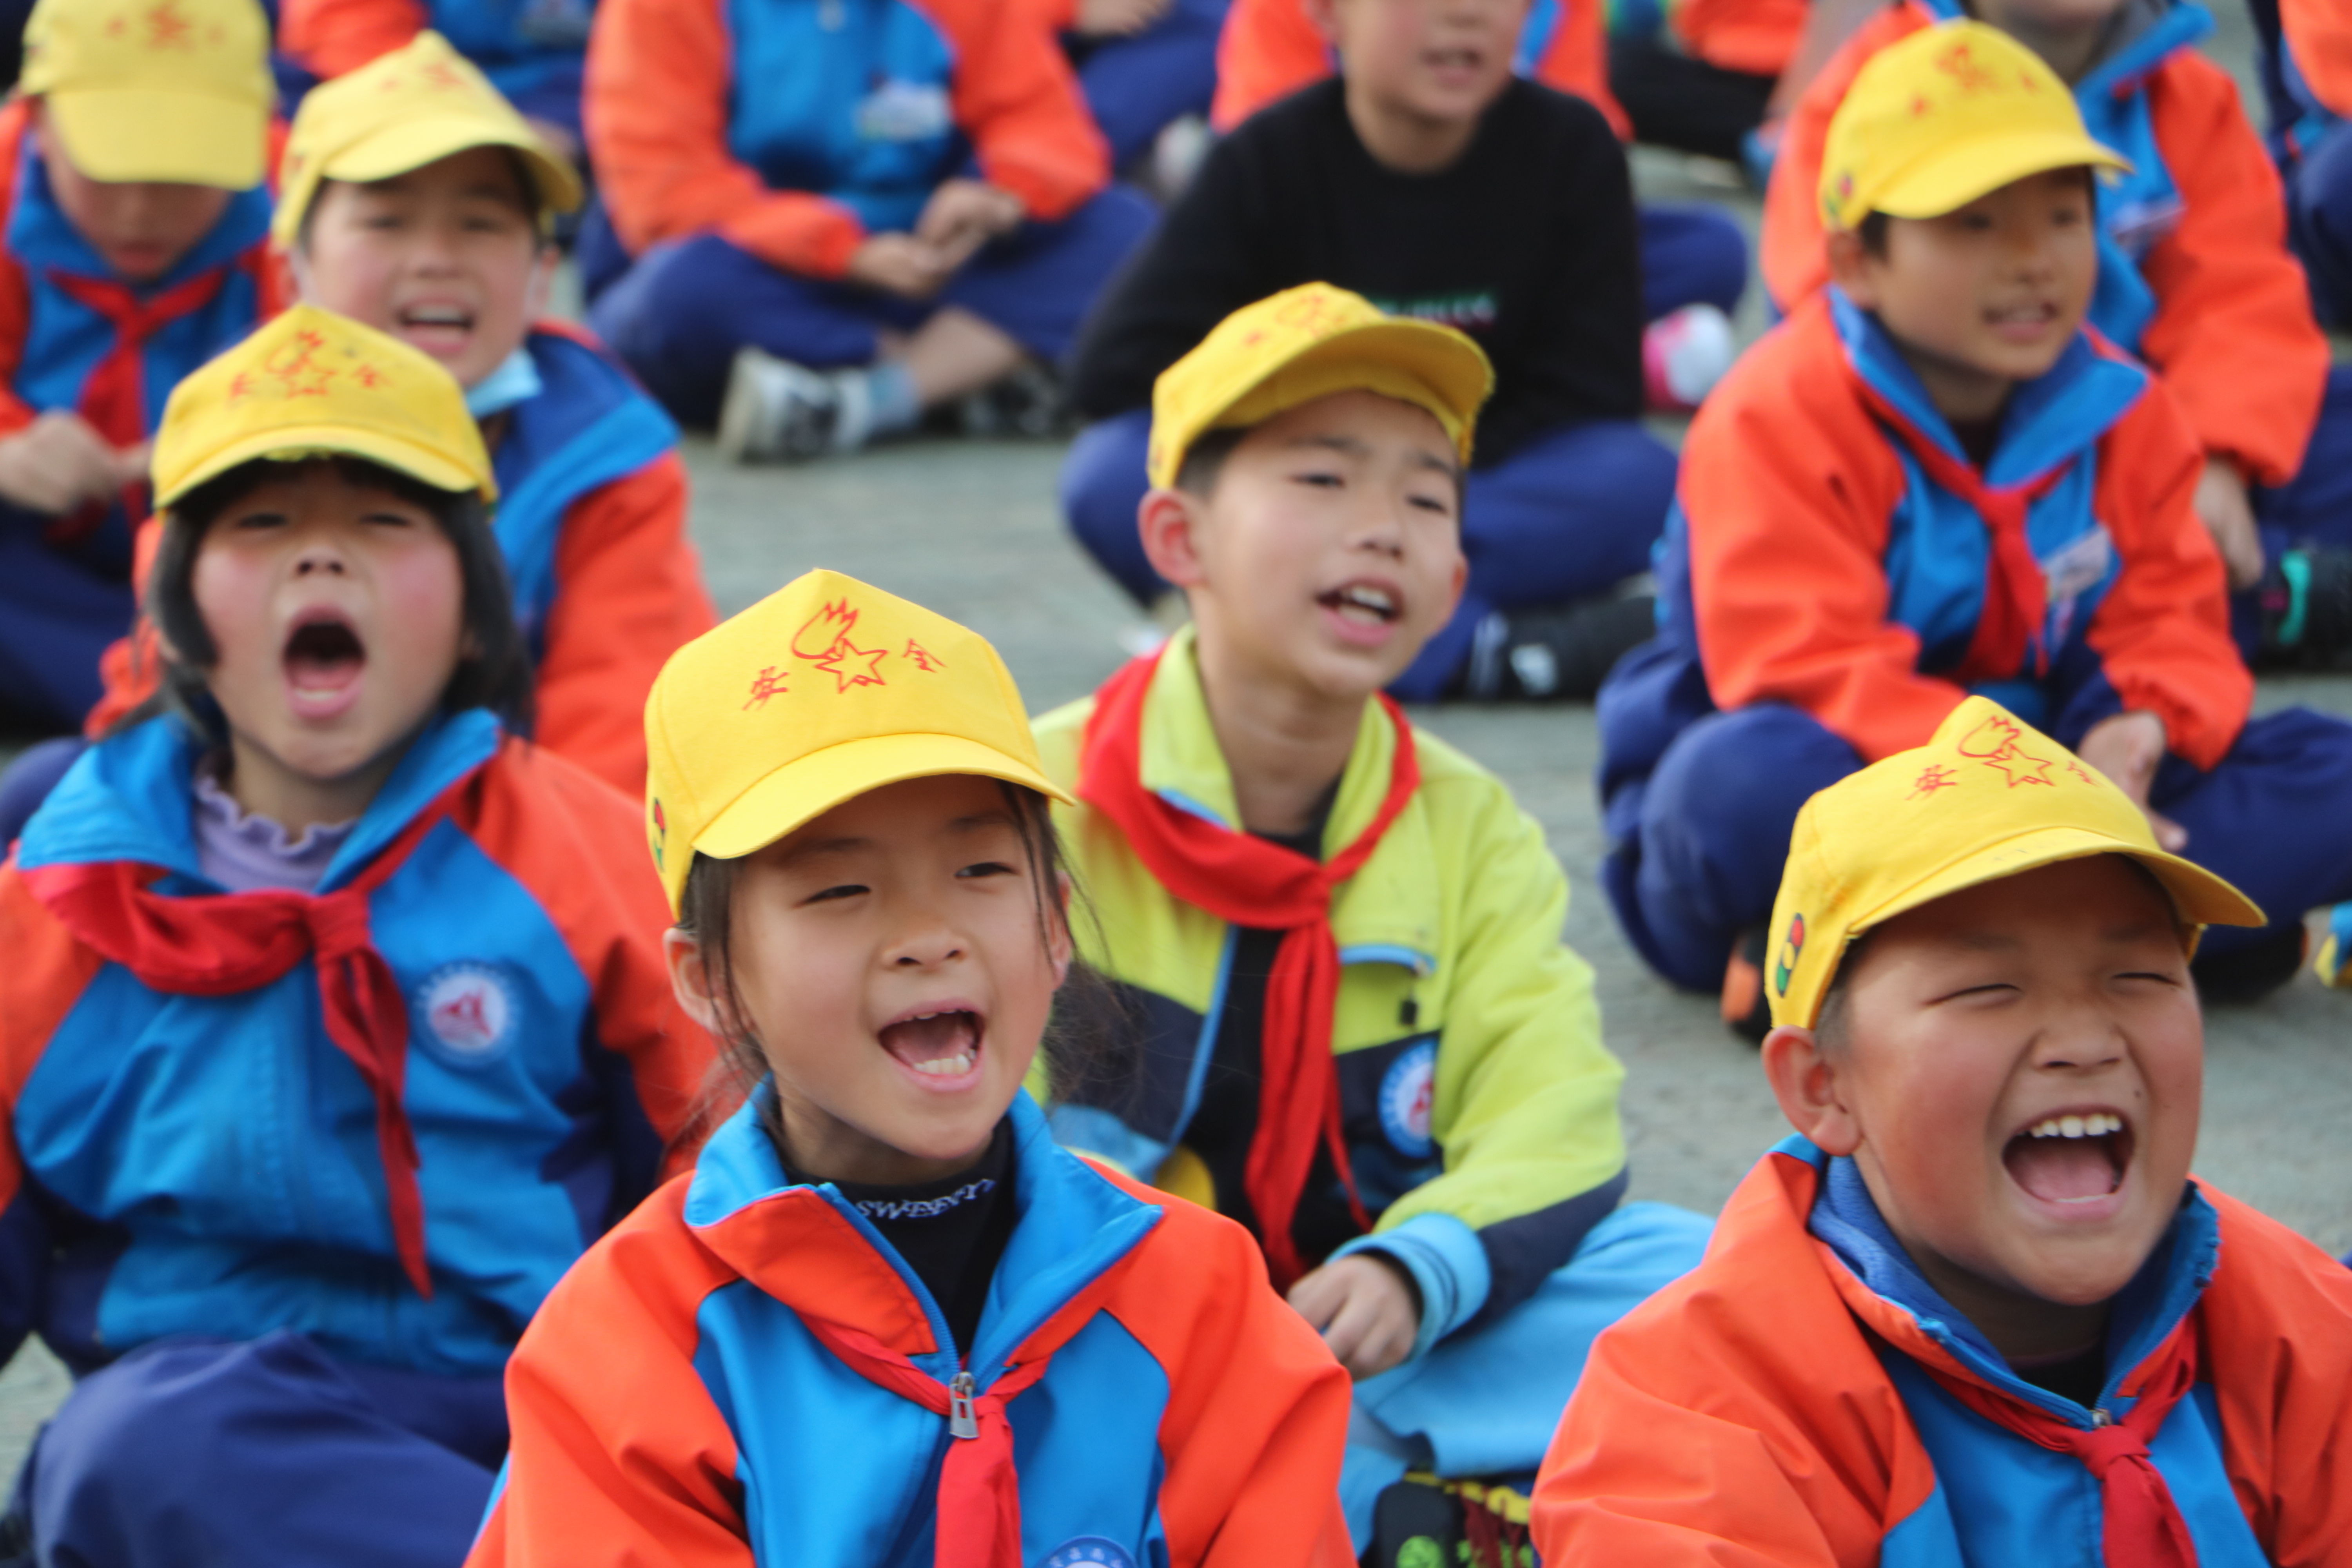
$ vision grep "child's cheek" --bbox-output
[374,544,467,659]
[189,546,281,694]
[307,233,403,336]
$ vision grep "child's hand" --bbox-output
[846,234,953,300]
[2193,456,2264,592]
[0,411,129,516]
[914,180,1025,270]
[1074,0,1173,37]
[2077,710,2187,851]
[1287,1254,1421,1380]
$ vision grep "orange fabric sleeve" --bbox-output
[534,454,715,797]
[466,742,718,1175]
[2081,380,2251,770]
[1682,303,1968,762]
[1087,1167,1356,1568]
[2136,61,2330,486]
[1758,5,1924,314]
[582,0,867,277]
[2198,1187,2352,1568]
[922,0,1109,220]
[2281,0,2352,118]
[1209,0,1329,131]
[0,869,102,1215]
[276,0,427,79]
[1670,0,1806,77]
[1530,0,1630,139]
[466,1181,755,1568]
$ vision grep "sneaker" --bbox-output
[1458,594,1655,701]
[1642,304,1737,413]
[2261,544,2352,666]
[1722,923,1770,1044]
[1365,1474,1534,1568]
[957,361,1067,439]
[717,347,842,464]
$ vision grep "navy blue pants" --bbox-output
[1067,0,1230,170]
[1603,700,2352,992]
[1639,203,1749,320]
[7,1332,503,1568]
[1061,408,1675,699]
[0,509,133,736]
[587,188,1158,428]
[2285,120,2352,329]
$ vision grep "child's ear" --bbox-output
[523,241,557,325]
[1760,1024,1864,1156]
[1825,228,1879,310]
[664,926,733,1039]
[1048,869,1075,987]
[1137,486,1212,591]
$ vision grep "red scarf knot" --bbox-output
[1075,648,1420,1289]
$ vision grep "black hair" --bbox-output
[118,453,534,745]
[673,780,1132,1145]
[1855,167,2102,258]
[1173,426,1250,498]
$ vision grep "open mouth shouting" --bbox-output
[1984,299,2061,344]
[1317,579,1405,646]
[880,1004,987,1091]
[2003,1107,2135,1215]
[396,301,477,357]
[283,609,367,722]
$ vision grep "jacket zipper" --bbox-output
[949,1369,978,1438]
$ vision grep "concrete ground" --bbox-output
[4,0,2346,1481]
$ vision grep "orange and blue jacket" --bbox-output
[1532,1136,2352,1565]
[1597,289,2248,831]
[1209,0,1628,138]
[583,0,1109,279]
[0,708,713,1379]
[1760,0,2328,488]
[89,322,715,795]
[2273,0,2352,157]
[468,1087,1356,1568]
[1668,0,1804,79]
[280,0,591,128]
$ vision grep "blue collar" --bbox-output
[1795,1138,2220,1414]
[1828,287,2149,487]
[18,708,503,892]
[1911,0,2211,87]
[9,136,271,288]
[465,345,545,419]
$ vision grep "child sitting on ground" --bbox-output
[65,31,715,804]
[578,0,1154,461]
[1032,285,1711,1562]
[470,570,1355,1567]
[1760,0,2352,666]
[1062,0,1684,706]
[1535,696,2352,1562]
[1599,23,2352,1029]
[0,0,281,736]
[0,306,712,1566]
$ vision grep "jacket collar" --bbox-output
[1768,1135,2220,1421]
[685,1088,1165,1386]
[1133,626,1442,967]
[1911,0,2210,87]
[1827,287,2149,488]
[17,708,503,892]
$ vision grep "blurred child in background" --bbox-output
[0,306,711,1566]
[580,0,1154,463]
[0,0,280,737]
[472,571,1354,1568]
[1046,0,1231,178]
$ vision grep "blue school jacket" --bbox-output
[0,710,711,1378]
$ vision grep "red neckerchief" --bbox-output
[1920,1324,2201,1568]
[18,774,477,1298]
[1857,381,2072,686]
[44,265,230,542]
[1075,648,1418,1288]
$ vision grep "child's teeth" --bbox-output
[2060,1115,2084,1138]
[2027,1113,2121,1139]
[912,1052,973,1077]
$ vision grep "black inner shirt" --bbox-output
[783,1117,1017,1359]
[2009,1339,2108,1410]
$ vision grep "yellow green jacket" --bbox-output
[1031,630,1628,1356]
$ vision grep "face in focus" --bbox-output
[297,147,550,390]
[1830,170,2098,422]
[1312,0,1525,131]
[35,107,234,283]
[1166,390,1468,704]
[682,775,1071,1187]
[190,464,468,802]
[1812,857,2201,1347]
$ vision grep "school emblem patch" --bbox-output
[416,962,517,1065]
[1043,1539,1135,1568]
[1775,914,1806,998]
[1379,1039,1437,1161]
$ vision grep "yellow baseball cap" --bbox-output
[274,31,584,249]
[152,303,496,508]
[643,570,1074,914]
[1820,19,2131,232]
[21,0,272,189]
[1146,282,1494,490]
[1764,696,2264,1030]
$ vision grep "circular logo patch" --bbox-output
[1043,1539,1136,1568]
[1379,1039,1437,1161]
[415,962,517,1065]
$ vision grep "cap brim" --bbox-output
[693,731,1079,866]
[1852,823,2266,939]
[1213,319,1493,443]
[45,88,266,189]
[1873,130,2132,221]
[324,120,582,212]
[156,424,493,508]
